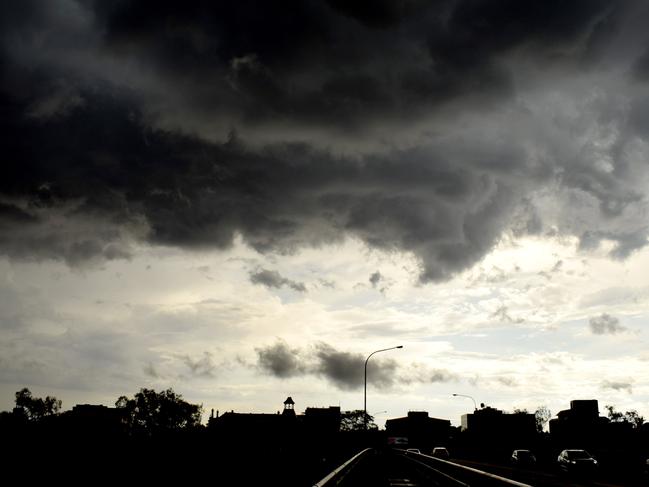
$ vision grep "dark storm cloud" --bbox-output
[589,313,626,335]
[369,271,382,288]
[313,344,365,389]
[255,341,399,390]
[249,268,307,292]
[256,341,305,378]
[601,380,633,394]
[1,0,648,281]
[314,342,398,390]
[325,0,425,29]
[428,369,459,383]
[257,341,463,390]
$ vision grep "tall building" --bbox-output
[460,406,537,451]
[385,411,451,450]
[549,400,608,448]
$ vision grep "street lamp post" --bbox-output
[364,346,403,429]
[452,393,477,411]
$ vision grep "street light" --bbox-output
[364,346,403,429]
[452,393,477,411]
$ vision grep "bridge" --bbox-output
[313,448,637,487]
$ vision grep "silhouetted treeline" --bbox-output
[116,388,202,434]
[3,389,649,485]
[0,388,374,485]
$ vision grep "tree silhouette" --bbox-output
[605,405,644,428]
[14,388,61,421]
[116,388,202,434]
[623,410,644,428]
[534,406,551,433]
[340,410,377,431]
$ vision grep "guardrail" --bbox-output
[399,450,533,487]
[312,448,373,487]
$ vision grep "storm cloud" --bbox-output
[256,341,400,390]
[589,314,627,335]
[369,271,383,288]
[256,341,460,390]
[2,1,649,281]
[249,268,307,292]
[314,343,398,390]
[256,341,306,379]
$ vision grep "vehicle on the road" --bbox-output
[431,447,450,460]
[510,449,536,467]
[557,449,598,475]
[387,436,409,447]
[406,448,421,454]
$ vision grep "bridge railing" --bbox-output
[312,448,374,487]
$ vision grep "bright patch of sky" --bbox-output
[2,233,648,425]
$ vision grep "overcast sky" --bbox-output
[3,0,649,426]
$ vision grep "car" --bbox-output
[557,449,598,475]
[511,449,536,467]
[406,448,421,454]
[431,447,450,460]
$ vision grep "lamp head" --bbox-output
[396,345,403,349]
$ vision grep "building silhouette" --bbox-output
[460,406,536,455]
[283,396,296,417]
[385,411,450,450]
[549,400,608,448]
[304,406,341,436]
[207,397,341,451]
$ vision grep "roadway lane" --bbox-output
[338,450,451,487]
[453,458,646,487]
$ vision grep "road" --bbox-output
[324,449,649,487]
[337,450,457,487]
[453,458,647,487]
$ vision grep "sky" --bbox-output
[2,0,649,427]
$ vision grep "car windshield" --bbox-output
[517,451,532,458]
[567,450,591,460]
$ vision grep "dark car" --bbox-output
[557,449,598,475]
[432,447,450,460]
[511,449,536,467]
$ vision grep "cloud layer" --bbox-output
[2,1,649,281]
[256,340,458,390]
